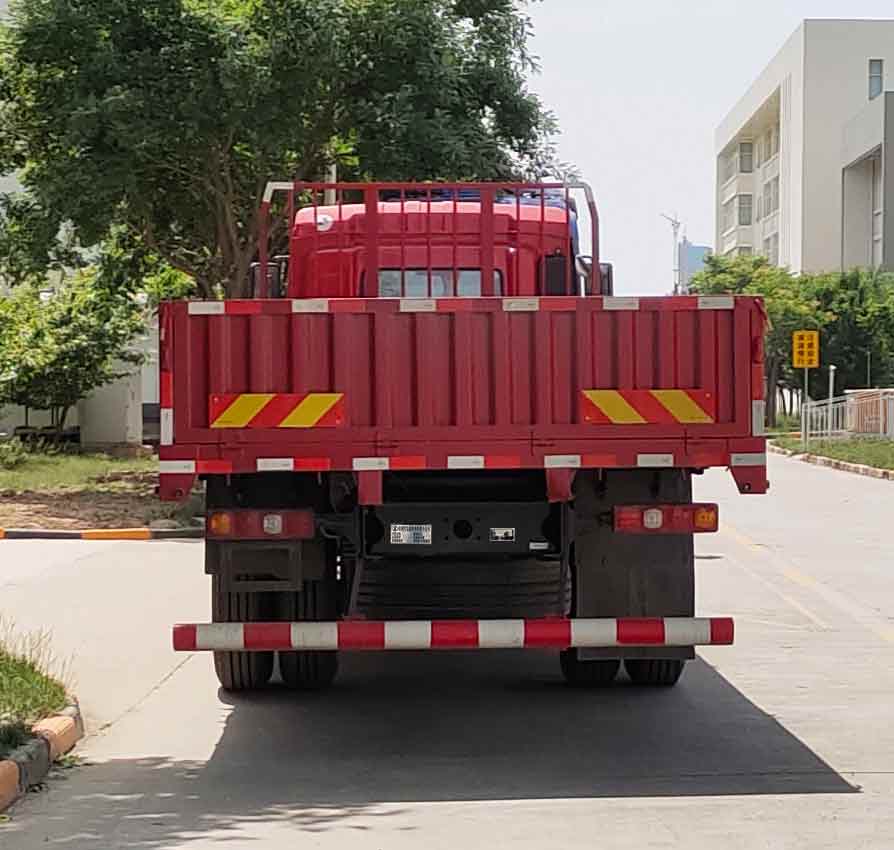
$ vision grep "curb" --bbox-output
[0,526,203,541]
[0,702,83,812]
[768,442,894,481]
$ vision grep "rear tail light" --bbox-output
[613,503,718,534]
[206,509,315,540]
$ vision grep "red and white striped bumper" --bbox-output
[172,617,734,652]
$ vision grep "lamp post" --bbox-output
[827,364,837,437]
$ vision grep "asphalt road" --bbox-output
[2,454,893,848]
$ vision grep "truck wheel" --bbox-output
[279,578,339,691]
[624,659,686,687]
[559,650,620,687]
[211,577,274,692]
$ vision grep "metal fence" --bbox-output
[801,390,894,443]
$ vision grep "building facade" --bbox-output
[715,19,894,273]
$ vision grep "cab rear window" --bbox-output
[378,269,503,297]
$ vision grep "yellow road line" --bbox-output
[724,523,894,643]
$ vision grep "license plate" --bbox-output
[390,523,432,545]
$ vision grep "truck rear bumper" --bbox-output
[172,616,733,652]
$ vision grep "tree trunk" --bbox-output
[766,358,780,429]
[54,406,69,442]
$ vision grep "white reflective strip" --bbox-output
[292,298,330,313]
[603,296,639,311]
[160,409,174,446]
[752,400,766,436]
[159,460,196,474]
[571,619,618,647]
[196,623,244,651]
[400,298,436,313]
[664,618,711,646]
[503,298,540,312]
[544,455,582,469]
[447,456,485,469]
[353,457,389,471]
[291,622,339,650]
[384,621,431,649]
[257,458,295,472]
[637,454,674,467]
[478,619,525,648]
[698,295,735,310]
[188,301,225,315]
[730,452,766,467]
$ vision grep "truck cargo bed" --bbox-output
[158,294,767,493]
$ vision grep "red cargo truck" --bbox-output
[162,182,767,691]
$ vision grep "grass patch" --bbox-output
[0,621,68,759]
[773,436,894,470]
[0,452,155,495]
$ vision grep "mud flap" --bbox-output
[572,469,694,661]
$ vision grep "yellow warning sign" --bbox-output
[792,330,819,369]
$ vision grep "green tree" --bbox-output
[0,193,81,288]
[802,269,894,396]
[0,274,145,436]
[689,254,822,427]
[0,0,557,298]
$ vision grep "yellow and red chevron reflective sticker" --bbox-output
[209,393,345,429]
[580,390,715,425]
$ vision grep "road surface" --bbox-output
[2,454,893,848]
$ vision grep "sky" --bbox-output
[5,0,894,294]
[527,0,894,294]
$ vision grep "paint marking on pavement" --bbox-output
[725,523,894,644]
[723,524,832,631]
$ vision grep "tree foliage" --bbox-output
[0,193,80,288]
[0,0,558,297]
[0,273,145,434]
[802,269,894,397]
[690,254,894,425]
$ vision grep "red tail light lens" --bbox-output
[613,504,718,534]
[206,509,315,540]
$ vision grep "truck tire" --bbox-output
[279,552,339,691]
[211,577,274,692]
[559,650,620,687]
[624,659,686,687]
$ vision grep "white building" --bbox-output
[715,19,894,273]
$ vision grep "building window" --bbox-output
[764,126,779,160]
[870,59,884,100]
[739,142,754,173]
[722,151,736,184]
[738,246,753,256]
[764,233,780,266]
[721,198,735,233]
[763,177,779,215]
[738,194,753,226]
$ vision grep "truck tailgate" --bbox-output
[160,295,765,478]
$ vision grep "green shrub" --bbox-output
[0,437,27,470]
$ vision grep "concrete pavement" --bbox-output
[2,454,894,848]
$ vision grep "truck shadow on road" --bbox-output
[2,652,856,847]
[209,651,857,801]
